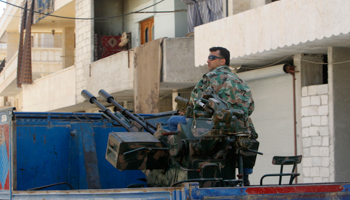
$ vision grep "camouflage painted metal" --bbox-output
[106,132,168,171]
[82,89,261,188]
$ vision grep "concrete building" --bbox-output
[0,0,208,113]
[0,0,348,186]
[194,0,350,185]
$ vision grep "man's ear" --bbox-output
[221,59,226,65]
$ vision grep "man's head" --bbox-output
[207,47,230,71]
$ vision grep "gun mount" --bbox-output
[82,89,261,187]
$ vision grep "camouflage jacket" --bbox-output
[190,65,255,128]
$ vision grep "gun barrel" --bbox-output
[98,90,156,134]
[81,90,134,132]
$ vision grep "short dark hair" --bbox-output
[209,47,230,66]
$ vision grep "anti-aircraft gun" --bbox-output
[81,89,261,187]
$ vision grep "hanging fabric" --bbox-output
[94,33,131,61]
[17,0,35,87]
[33,0,55,23]
[181,0,223,33]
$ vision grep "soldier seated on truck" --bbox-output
[168,46,257,186]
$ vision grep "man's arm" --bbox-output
[190,76,210,108]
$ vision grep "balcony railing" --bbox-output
[32,48,62,62]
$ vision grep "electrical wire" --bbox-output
[300,58,350,65]
[241,56,292,70]
[0,0,166,20]
[240,54,350,72]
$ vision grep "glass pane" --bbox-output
[145,28,149,43]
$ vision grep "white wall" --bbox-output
[300,84,331,183]
[244,73,295,185]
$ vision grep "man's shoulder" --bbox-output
[204,65,231,78]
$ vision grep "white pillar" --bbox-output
[328,47,350,182]
[75,0,94,103]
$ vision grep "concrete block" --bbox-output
[319,126,329,136]
[302,128,309,137]
[322,136,329,146]
[320,167,330,177]
[321,95,328,105]
[310,147,319,156]
[301,107,309,116]
[302,87,308,97]
[303,147,310,157]
[312,157,322,166]
[303,167,310,176]
[309,127,319,136]
[302,117,311,127]
[302,138,312,147]
[302,157,312,167]
[317,84,328,95]
[301,97,310,107]
[322,178,329,182]
[310,167,320,176]
[312,136,322,146]
[308,85,318,95]
[319,147,329,157]
[308,106,318,116]
[322,157,329,167]
[313,177,322,183]
[310,96,321,106]
[303,177,313,183]
[311,116,321,126]
[318,105,328,115]
[321,116,328,126]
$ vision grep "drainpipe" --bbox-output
[283,64,299,183]
[226,0,229,17]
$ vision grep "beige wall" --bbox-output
[14,92,23,111]
[62,27,75,68]
[6,32,19,61]
[22,66,76,111]
[55,0,74,12]
[87,50,134,98]
[162,38,207,83]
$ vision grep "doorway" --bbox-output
[140,17,154,45]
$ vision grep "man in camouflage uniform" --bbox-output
[191,47,255,185]
[190,47,255,132]
[168,47,256,185]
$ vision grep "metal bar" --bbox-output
[98,90,156,134]
[81,90,134,132]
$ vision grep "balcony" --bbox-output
[0,51,19,96]
[17,37,207,112]
[194,0,350,67]
[32,48,63,79]
[85,37,207,102]
[0,47,63,96]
